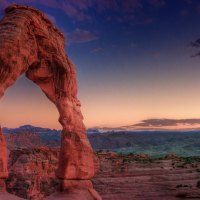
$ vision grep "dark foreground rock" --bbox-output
[7,147,59,199]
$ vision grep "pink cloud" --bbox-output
[61,2,91,21]
[88,0,143,13]
[6,0,91,21]
[0,0,163,23]
[66,28,98,44]
[45,13,56,24]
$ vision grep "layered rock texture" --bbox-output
[0,129,23,199]
[6,148,200,200]
[0,128,8,191]
[0,4,99,199]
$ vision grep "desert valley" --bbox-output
[1,1,200,200]
[1,125,200,199]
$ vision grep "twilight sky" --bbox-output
[1,0,200,129]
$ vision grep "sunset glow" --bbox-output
[1,0,200,129]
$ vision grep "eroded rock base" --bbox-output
[0,179,6,192]
[46,180,102,200]
[0,128,8,179]
[0,179,24,200]
[0,192,24,200]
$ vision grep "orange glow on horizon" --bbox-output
[1,72,200,129]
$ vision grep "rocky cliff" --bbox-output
[5,148,200,200]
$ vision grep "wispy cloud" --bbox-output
[2,0,90,21]
[45,13,56,24]
[66,28,98,44]
[0,0,166,23]
[190,38,200,57]
[92,118,200,131]
[60,2,91,21]
[133,118,200,127]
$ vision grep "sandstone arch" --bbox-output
[0,4,101,200]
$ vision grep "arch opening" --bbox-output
[0,74,61,129]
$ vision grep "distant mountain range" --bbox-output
[3,118,200,135]
[3,125,106,135]
[2,124,200,157]
[3,125,61,150]
[3,125,60,134]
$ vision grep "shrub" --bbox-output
[197,180,200,188]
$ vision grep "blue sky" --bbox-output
[1,0,200,128]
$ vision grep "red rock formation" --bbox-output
[6,148,200,200]
[7,147,59,199]
[0,127,8,190]
[6,147,101,200]
[5,132,44,150]
[0,4,100,199]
